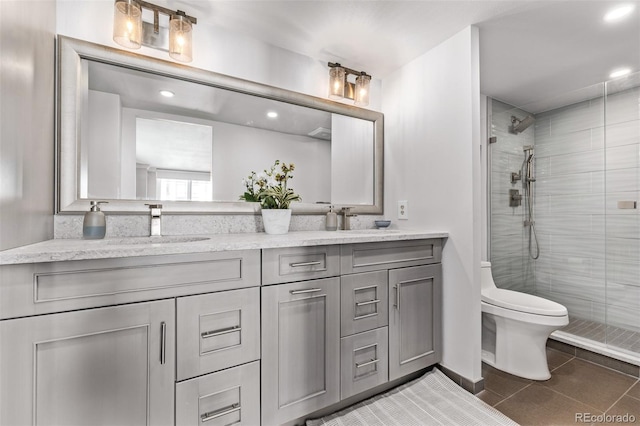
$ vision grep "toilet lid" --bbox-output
[482,288,568,317]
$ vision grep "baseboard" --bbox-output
[437,364,485,394]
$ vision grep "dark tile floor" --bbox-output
[478,348,640,425]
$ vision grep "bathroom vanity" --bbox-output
[0,231,445,425]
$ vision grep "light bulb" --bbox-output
[113,0,142,49]
[169,13,193,63]
[329,67,346,100]
[354,74,371,107]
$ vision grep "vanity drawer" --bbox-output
[262,245,340,285]
[0,250,260,320]
[340,327,389,400]
[175,360,260,426]
[340,239,442,274]
[176,287,260,381]
[341,271,388,337]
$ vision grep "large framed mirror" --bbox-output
[57,36,383,214]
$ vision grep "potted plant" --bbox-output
[240,160,301,234]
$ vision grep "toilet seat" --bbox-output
[482,288,568,316]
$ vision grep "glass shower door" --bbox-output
[604,71,640,356]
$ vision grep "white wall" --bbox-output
[0,0,56,250]
[382,27,482,383]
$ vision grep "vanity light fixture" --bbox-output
[112,0,197,63]
[328,62,372,107]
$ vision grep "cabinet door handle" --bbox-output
[394,284,401,311]
[160,321,166,365]
[355,358,379,369]
[201,403,241,422]
[201,326,241,339]
[289,261,322,268]
[290,288,322,295]
[355,299,381,307]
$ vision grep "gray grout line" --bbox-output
[603,379,640,414]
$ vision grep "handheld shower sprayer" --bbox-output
[520,145,539,259]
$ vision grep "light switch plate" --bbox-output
[398,200,408,220]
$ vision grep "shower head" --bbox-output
[510,115,535,134]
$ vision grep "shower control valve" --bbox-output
[509,189,523,207]
[511,172,522,184]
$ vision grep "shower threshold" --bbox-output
[551,318,640,368]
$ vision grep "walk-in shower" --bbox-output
[488,71,640,366]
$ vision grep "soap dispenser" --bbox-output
[325,205,338,231]
[83,201,108,239]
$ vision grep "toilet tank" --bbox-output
[480,261,497,290]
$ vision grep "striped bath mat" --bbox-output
[307,368,517,426]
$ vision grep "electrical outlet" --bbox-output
[398,200,408,220]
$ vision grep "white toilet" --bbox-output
[481,261,569,380]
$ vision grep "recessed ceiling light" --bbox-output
[159,90,175,98]
[609,68,632,79]
[604,4,635,22]
[267,111,278,118]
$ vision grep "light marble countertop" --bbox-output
[0,230,448,265]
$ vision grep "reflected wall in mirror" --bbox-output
[58,36,383,214]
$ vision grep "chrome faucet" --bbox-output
[146,204,163,236]
[340,207,357,231]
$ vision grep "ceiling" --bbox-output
[159,0,639,114]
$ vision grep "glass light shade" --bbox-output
[169,13,193,63]
[113,0,142,49]
[329,67,346,99]
[354,74,371,106]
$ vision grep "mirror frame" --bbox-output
[57,36,384,215]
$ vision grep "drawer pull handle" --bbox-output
[355,358,379,369]
[355,299,381,307]
[290,288,322,295]
[289,261,323,268]
[201,403,240,422]
[160,322,167,365]
[201,326,241,339]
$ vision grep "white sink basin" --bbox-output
[106,236,210,245]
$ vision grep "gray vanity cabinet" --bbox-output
[341,239,443,384]
[0,299,175,426]
[261,277,341,426]
[388,263,442,381]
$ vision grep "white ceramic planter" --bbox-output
[261,209,292,235]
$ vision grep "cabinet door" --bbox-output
[177,287,260,381]
[262,277,340,425]
[176,360,260,425]
[388,264,442,381]
[340,327,389,399]
[0,300,175,426]
[341,270,388,337]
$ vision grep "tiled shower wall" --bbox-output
[490,82,640,336]
[489,99,535,294]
